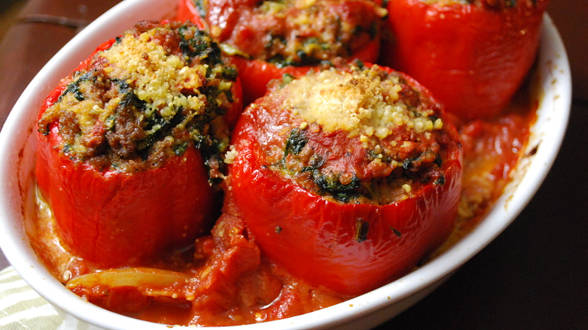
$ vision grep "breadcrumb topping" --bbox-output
[38,22,237,173]
[283,66,443,142]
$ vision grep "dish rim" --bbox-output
[0,0,571,328]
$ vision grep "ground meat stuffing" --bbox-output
[251,64,460,204]
[206,0,386,66]
[38,21,238,173]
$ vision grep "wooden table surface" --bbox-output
[0,1,586,329]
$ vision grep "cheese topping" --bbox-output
[283,66,443,142]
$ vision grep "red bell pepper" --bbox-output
[177,0,383,102]
[35,26,241,266]
[383,0,548,120]
[36,126,216,267]
[228,65,463,295]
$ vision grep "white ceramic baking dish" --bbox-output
[0,0,571,328]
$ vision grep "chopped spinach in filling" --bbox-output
[38,22,237,175]
[215,0,385,66]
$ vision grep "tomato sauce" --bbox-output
[434,77,537,255]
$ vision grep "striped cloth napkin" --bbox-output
[0,267,101,329]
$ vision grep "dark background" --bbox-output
[0,1,586,329]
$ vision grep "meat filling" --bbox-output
[38,22,238,173]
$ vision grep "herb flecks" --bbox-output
[173,142,189,155]
[58,72,94,102]
[313,172,360,203]
[434,175,445,185]
[178,25,222,66]
[391,227,402,237]
[355,219,369,242]
[280,73,295,87]
[284,128,307,157]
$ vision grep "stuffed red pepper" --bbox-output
[36,22,242,266]
[384,0,548,119]
[178,0,386,102]
[229,64,463,294]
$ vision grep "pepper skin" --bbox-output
[383,0,548,120]
[228,66,463,295]
[36,132,215,267]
